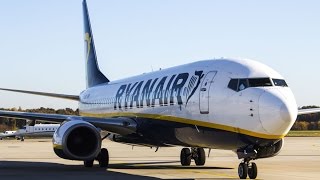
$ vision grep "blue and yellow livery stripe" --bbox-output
[79,112,286,140]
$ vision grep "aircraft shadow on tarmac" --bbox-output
[0,160,234,180]
[0,161,158,180]
[109,160,233,170]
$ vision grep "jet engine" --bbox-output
[53,119,101,161]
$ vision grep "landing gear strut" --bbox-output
[83,148,109,168]
[238,159,258,179]
[180,147,206,166]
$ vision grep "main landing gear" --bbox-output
[180,147,206,166]
[238,159,258,179]
[84,133,111,168]
[84,148,109,168]
[16,136,24,141]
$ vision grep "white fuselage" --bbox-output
[78,59,297,143]
[1,131,16,135]
[16,124,60,136]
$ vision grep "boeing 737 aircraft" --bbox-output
[0,0,319,179]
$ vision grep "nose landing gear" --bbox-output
[248,162,258,179]
[238,159,258,179]
[237,146,258,179]
[180,147,206,166]
[180,148,192,166]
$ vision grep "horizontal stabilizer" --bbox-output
[0,88,79,101]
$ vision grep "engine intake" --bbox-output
[53,119,101,160]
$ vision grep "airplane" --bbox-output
[0,124,60,141]
[0,130,16,140]
[0,0,319,179]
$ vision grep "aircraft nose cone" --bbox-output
[259,89,297,135]
[280,102,295,124]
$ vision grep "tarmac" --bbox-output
[0,137,319,180]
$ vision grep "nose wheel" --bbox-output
[238,160,258,179]
[180,147,206,166]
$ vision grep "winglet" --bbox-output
[83,0,110,88]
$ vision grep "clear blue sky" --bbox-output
[0,0,319,109]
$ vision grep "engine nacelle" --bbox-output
[53,119,101,160]
[256,138,284,159]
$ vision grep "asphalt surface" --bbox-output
[0,137,319,179]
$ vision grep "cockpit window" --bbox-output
[238,79,248,91]
[248,78,273,87]
[228,78,274,92]
[228,79,238,91]
[273,79,288,87]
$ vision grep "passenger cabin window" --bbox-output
[273,79,288,87]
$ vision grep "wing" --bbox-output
[0,110,136,135]
[10,131,55,137]
[298,108,320,115]
[0,88,79,101]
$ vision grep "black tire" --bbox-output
[238,163,248,179]
[98,148,109,168]
[180,148,191,166]
[195,148,206,166]
[84,159,94,167]
[248,162,258,179]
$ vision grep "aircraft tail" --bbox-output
[83,0,110,88]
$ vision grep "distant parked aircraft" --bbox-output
[0,124,60,141]
[0,131,16,140]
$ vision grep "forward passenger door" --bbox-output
[199,71,217,114]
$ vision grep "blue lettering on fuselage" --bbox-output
[114,72,193,110]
